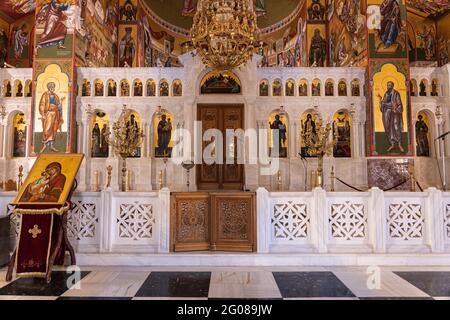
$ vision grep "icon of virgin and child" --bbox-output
[19,162,67,203]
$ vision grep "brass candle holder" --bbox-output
[18,165,24,189]
[93,170,99,192]
[331,166,335,192]
[277,170,282,191]
[310,170,316,190]
[301,114,337,189]
[158,170,163,190]
[106,108,144,192]
[106,165,112,188]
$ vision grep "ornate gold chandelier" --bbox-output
[191,0,257,70]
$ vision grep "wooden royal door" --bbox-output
[197,104,244,190]
[170,192,256,252]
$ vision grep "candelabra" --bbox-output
[301,114,337,188]
[106,109,144,192]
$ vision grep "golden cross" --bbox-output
[28,225,42,239]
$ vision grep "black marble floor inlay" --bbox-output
[394,272,450,297]
[359,297,434,300]
[272,272,355,298]
[0,271,90,296]
[135,272,211,297]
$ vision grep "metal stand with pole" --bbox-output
[435,130,450,191]
[441,136,447,191]
[298,153,308,191]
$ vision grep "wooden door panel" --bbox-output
[197,104,244,190]
[210,193,256,252]
[171,193,210,251]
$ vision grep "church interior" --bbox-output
[1,0,450,302]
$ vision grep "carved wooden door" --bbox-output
[210,192,256,252]
[171,193,210,252]
[171,192,256,252]
[197,104,244,190]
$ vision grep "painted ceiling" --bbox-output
[0,0,449,25]
[406,0,450,18]
[143,0,302,30]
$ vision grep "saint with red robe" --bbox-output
[36,0,70,49]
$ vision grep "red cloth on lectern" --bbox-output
[16,214,53,277]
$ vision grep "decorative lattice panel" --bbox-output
[445,204,450,240]
[67,201,98,241]
[330,202,366,240]
[272,201,309,241]
[388,202,424,240]
[117,202,155,240]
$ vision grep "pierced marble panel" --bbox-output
[117,202,155,241]
[67,201,98,241]
[388,201,424,240]
[445,204,450,240]
[272,201,310,241]
[330,201,366,240]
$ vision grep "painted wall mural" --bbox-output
[13,112,27,157]
[307,24,327,67]
[333,110,351,158]
[200,72,241,95]
[415,111,430,157]
[76,0,118,67]
[327,0,367,67]
[31,62,72,154]
[368,61,411,156]
[154,110,174,158]
[268,110,288,158]
[300,110,318,158]
[407,12,437,66]
[367,0,407,59]
[118,24,137,67]
[8,14,34,68]
[91,111,109,158]
[30,1,78,156]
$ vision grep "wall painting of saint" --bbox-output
[268,111,288,158]
[13,112,27,158]
[154,110,174,158]
[367,0,407,58]
[369,62,411,156]
[32,63,71,155]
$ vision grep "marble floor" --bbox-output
[0,266,449,300]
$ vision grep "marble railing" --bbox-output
[0,189,171,254]
[2,187,450,256]
[257,187,450,254]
